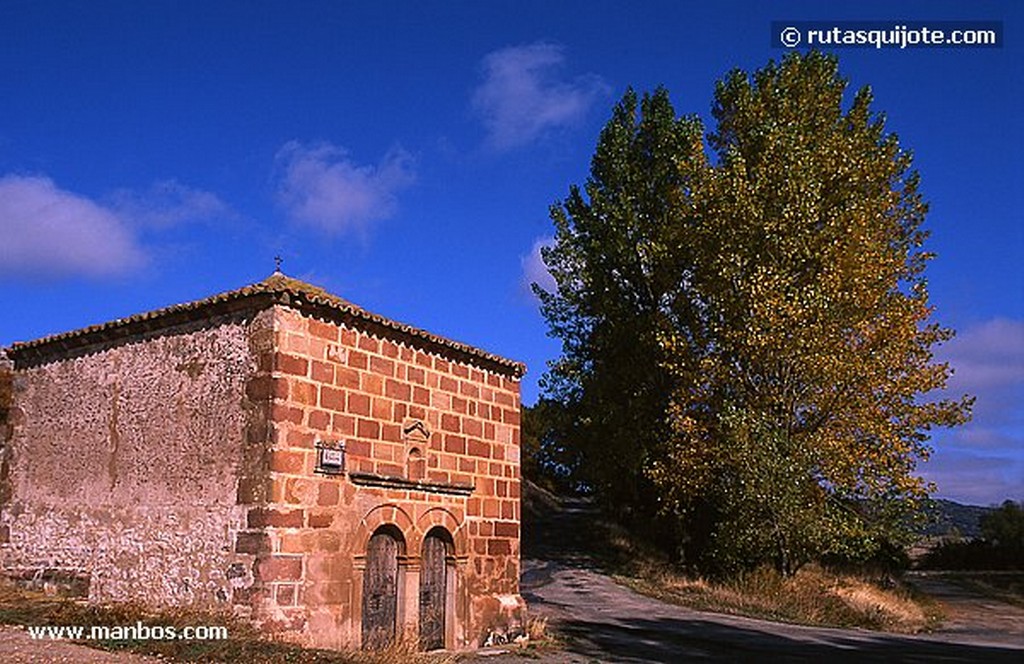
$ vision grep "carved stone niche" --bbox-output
[402,418,431,481]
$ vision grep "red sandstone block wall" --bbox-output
[245,305,522,648]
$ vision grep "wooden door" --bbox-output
[419,532,448,650]
[362,530,399,649]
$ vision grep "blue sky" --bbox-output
[0,1,1020,505]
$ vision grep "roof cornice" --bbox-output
[7,273,526,378]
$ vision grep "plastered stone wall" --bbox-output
[0,311,274,606]
[240,305,524,649]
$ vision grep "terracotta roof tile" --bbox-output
[7,272,526,378]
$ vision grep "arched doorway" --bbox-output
[419,527,453,650]
[362,525,403,649]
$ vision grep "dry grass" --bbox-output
[523,483,943,635]
[615,556,939,633]
[560,503,941,634]
[524,616,550,642]
[350,637,456,664]
[830,578,927,631]
[0,579,454,663]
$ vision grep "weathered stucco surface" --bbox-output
[0,311,273,606]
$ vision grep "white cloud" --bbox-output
[939,318,1024,428]
[109,179,233,228]
[274,141,416,234]
[472,43,608,150]
[943,318,1024,393]
[921,449,1023,505]
[521,236,556,297]
[0,175,145,278]
[926,318,1024,504]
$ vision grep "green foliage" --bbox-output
[521,399,578,492]
[537,85,703,514]
[980,500,1024,549]
[536,51,973,576]
[919,535,1024,571]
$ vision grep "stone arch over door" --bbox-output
[355,504,417,553]
[415,507,467,558]
[362,524,405,650]
[419,526,454,650]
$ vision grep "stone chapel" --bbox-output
[0,271,526,650]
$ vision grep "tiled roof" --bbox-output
[7,272,526,377]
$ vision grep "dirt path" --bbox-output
[904,572,1024,646]
[0,625,164,663]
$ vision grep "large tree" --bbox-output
[537,85,704,540]
[537,52,972,574]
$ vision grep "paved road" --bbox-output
[467,494,1024,663]
[505,559,1024,663]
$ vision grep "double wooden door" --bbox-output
[362,528,450,651]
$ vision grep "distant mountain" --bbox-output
[921,499,996,538]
